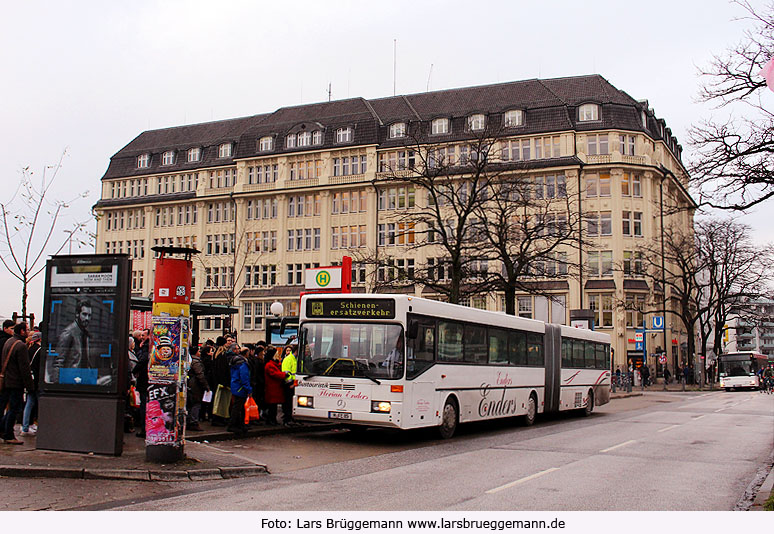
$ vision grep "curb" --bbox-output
[751,463,774,511]
[0,463,268,482]
[185,421,339,444]
[610,393,644,399]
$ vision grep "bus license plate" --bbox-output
[328,411,352,420]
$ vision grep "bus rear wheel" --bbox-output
[582,390,594,417]
[437,399,458,439]
[523,394,537,426]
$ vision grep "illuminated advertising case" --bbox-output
[40,255,130,395]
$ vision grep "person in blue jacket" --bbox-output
[227,346,252,435]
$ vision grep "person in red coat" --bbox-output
[263,346,287,425]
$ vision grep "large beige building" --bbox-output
[94,75,695,372]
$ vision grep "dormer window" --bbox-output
[259,136,273,152]
[298,131,311,147]
[218,143,232,158]
[336,127,353,143]
[286,135,296,148]
[389,122,406,138]
[137,154,150,169]
[468,114,485,131]
[187,147,201,162]
[641,111,647,128]
[161,150,175,166]
[579,103,599,121]
[431,118,449,135]
[504,110,524,127]
[312,130,323,145]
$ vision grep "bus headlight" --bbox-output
[371,401,391,413]
[297,396,314,408]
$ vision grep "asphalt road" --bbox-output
[83,389,772,511]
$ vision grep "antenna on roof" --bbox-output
[328,83,332,102]
[393,39,397,96]
[427,64,433,92]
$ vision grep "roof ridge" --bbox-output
[359,97,384,126]
[401,95,422,120]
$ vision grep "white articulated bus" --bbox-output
[718,352,768,391]
[294,294,611,438]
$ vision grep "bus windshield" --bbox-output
[719,358,754,377]
[299,322,404,380]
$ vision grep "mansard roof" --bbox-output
[102,74,681,180]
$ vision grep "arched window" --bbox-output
[162,150,175,166]
[312,130,323,145]
[286,135,296,148]
[389,122,406,138]
[137,154,150,168]
[298,131,312,147]
[467,114,485,131]
[431,118,449,135]
[578,103,599,121]
[336,127,353,143]
[259,137,273,151]
[504,110,524,127]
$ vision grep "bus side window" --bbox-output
[509,331,527,366]
[595,343,606,369]
[585,342,596,369]
[488,328,509,365]
[527,334,544,366]
[407,323,435,379]
[572,340,584,368]
[561,339,572,368]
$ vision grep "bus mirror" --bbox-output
[407,321,419,340]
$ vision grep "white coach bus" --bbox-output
[294,294,611,438]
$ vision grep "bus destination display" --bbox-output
[306,298,395,319]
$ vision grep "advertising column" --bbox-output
[146,247,195,463]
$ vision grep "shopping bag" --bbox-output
[213,384,232,418]
[245,396,260,424]
[202,390,213,403]
[129,386,140,407]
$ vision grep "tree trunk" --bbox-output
[504,287,516,316]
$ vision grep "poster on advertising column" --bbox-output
[148,317,188,382]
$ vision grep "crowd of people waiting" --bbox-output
[127,329,301,438]
[0,319,41,444]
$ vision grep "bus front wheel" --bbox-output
[523,394,537,426]
[437,399,458,439]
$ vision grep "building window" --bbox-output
[578,103,599,121]
[161,151,175,166]
[389,122,406,138]
[218,143,232,158]
[186,148,201,163]
[467,114,485,131]
[517,296,533,318]
[137,154,150,169]
[625,294,646,327]
[259,136,273,151]
[504,110,524,127]
[589,294,613,327]
[431,118,449,135]
[298,131,311,147]
[620,135,636,156]
[312,130,322,145]
[587,250,613,277]
[336,127,353,143]
[587,134,609,155]
[623,251,644,276]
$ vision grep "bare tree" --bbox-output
[477,170,582,315]
[0,152,89,320]
[689,0,774,210]
[374,124,498,304]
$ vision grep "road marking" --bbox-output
[714,408,725,412]
[657,424,680,433]
[485,468,560,494]
[600,440,637,453]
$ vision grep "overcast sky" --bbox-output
[1,0,771,322]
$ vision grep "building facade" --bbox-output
[94,75,695,371]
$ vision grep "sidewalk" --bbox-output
[0,419,336,482]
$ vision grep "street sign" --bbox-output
[658,354,667,364]
[305,267,342,290]
[635,342,644,351]
[635,332,643,342]
[652,316,664,330]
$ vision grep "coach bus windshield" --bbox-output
[299,322,404,380]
